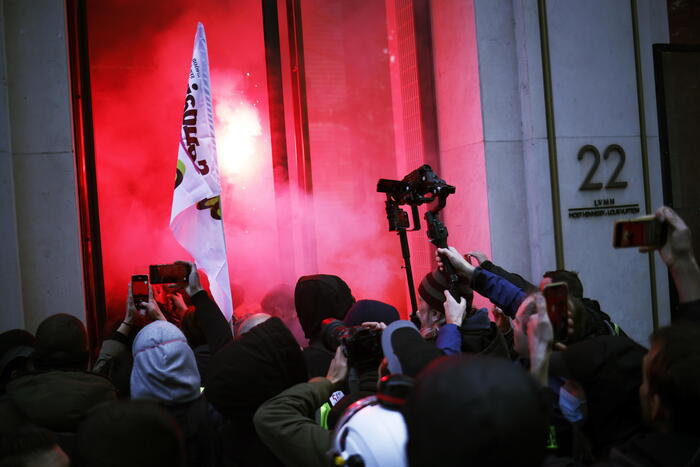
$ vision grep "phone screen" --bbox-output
[613,216,666,248]
[131,275,149,304]
[544,282,568,340]
[149,264,189,284]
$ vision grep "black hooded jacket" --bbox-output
[205,317,307,467]
[294,275,355,377]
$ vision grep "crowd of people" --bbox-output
[0,205,699,467]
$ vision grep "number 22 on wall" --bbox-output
[577,144,628,191]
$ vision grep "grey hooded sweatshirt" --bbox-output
[131,320,221,467]
[131,320,201,403]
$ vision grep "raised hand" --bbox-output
[435,246,475,280]
[443,289,466,327]
[326,346,348,387]
[466,251,489,266]
[527,294,553,385]
[176,260,203,297]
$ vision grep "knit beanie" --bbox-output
[418,269,473,312]
[344,299,400,327]
[33,313,89,370]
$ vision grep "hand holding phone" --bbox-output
[543,282,569,342]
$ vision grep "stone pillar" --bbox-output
[473,0,669,343]
[0,0,85,333]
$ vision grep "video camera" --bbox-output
[321,319,383,374]
[377,165,455,232]
[377,165,461,321]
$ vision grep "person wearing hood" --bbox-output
[324,299,400,428]
[0,313,117,458]
[295,274,355,378]
[131,301,222,467]
[205,315,308,467]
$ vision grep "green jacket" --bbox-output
[254,377,334,467]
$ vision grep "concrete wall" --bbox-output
[0,0,85,333]
[0,0,23,331]
[473,0,669,344]
[430,0,492,308]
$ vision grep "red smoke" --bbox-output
[87,0,415,329]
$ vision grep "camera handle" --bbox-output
[398,228,420,325]
[384,199,421,326]
[425,209,462,302]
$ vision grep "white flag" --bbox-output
[170,23,233,321]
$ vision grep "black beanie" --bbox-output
[33,313,89,370]
[418,269,473,312]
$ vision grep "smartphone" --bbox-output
[613,215,667,249]
[131,274,149,307]
[543,282,568,341]
[149,263,190,284]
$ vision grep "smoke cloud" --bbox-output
[87,0,420,331]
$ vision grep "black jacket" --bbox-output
[302,339,335,379]
[205,317,308,467]
[600,432,700,467]
[550,335,647,458]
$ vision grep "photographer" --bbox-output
[539,206,700,463]
[92,281,221,467]
[92,283,168,395]
[254,345,409,467]
[468,251,622,339]
[294,274,355,378]
[417,266,511,359]
[253,346,347,467]
[321,301,397,428]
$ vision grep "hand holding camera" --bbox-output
[443,289,466,327]
[435,246,475,281]
[326,346,349,387]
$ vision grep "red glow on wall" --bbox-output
[86,0,418,328]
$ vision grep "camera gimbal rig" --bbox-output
[377,165,460,324]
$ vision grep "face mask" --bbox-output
[559,386,585,424]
